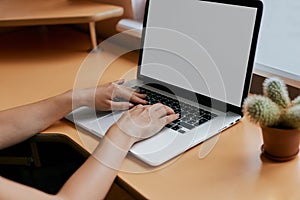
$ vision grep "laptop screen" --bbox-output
[138,0,262,109]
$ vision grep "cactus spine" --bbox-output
[243,77,300,129]
[281,105,300,129]
[242,95,281,127]
[263,77,291,108]
[292,96,300,105]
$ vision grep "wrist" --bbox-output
[106,124,137,151]
[92,136,128,170]
[71,88,92,109]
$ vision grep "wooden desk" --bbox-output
[0,0,124,49]
[1,27,300,200]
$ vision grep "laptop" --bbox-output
[66,0,263,166]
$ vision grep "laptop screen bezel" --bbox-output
[137,0,263,115]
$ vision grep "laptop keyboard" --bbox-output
[137,87,217,134]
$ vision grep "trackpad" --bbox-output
[87,112,124,137]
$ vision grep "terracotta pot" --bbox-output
[261,126,300,162]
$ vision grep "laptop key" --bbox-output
[178,121,195,130]
[197,118,208,125]
[202,114,212,120]
[165,123,173,128]
[171,125,181,131]
[178,129,186,134]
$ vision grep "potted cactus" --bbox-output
[242,77,300,161]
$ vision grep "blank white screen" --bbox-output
[140,0,257,107]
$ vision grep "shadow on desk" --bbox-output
[0,134,137,200]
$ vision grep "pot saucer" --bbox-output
[261,145,299,162]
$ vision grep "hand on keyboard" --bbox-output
[113,103,179,141]
[137,87,217,134]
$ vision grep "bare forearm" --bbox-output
[57,126,135,200]
[0,90,74,149]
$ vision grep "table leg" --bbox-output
[89,21,97,50]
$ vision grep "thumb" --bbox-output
[113,79,125,85]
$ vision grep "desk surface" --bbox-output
[0,0,123,26]
[1,26,300,200]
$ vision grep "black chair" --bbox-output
[0,134,89,194]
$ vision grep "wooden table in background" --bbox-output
[0,0,124,49]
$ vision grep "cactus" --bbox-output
[263,77,291,108]
[292,95,300,105]
[243,77,300,129]
[242,95,281,127]
[280,105,300,129]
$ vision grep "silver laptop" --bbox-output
[66,0,263,166]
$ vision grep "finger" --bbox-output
[116,86,147,104]
[161,113,180,125]
[162,105,176,115]
[130,93,147,104]
[134,92,147,98]
[114,84,145,97]
[118,84,144,95]
[113,79,125,85]
[110,101,134,110]
[149,105,170,118]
